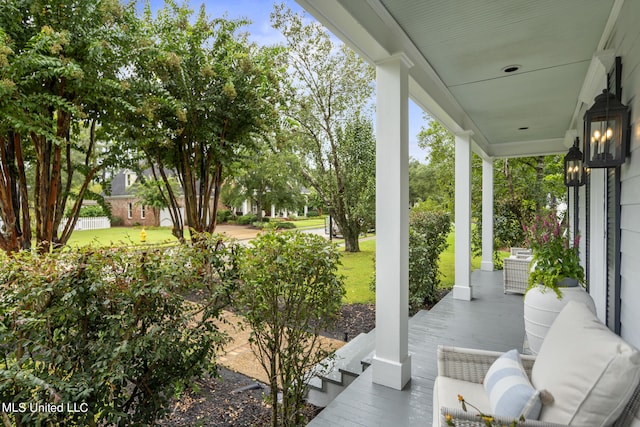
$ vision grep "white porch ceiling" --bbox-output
[296,0,618,158]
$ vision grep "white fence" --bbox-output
[59,216,111,233]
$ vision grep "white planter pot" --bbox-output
[523,285,596,354]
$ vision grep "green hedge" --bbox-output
[237,213,257,225]
[252,221,296,230]
[370,209,451,314]
[216,209,233,224]
[408,210,451,312]
[0,235,238,426]
[64,205,106,218]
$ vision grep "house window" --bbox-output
[126,173,136,187]
[141,205,146,219]
[127,202,133,219]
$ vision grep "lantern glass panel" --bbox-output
[567,160,580,184]
[588,116,620,163]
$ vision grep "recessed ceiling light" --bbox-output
[519,127,529,130]
[502,65,521,73]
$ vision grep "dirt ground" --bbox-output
[161,304,376,427]
[214,310,346,385]
[214,224,263,241]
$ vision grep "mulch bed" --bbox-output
[161,303,376,427]
[161,293,454,426]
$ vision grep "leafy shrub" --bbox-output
[216,209,233,224]
[111,216,124,226]
[237,213,257,225]
[275,221,295,230]
[408,210,451,312]
[305,210,319,217]
[64,204,106,218]
[370,209,451,314]
[0,235,238,426]
[471,198,534,270]
[236,231,345,427]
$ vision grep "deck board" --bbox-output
[308,270,526,426]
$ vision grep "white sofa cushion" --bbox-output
[484,349,542,419]
[532,301,640,426]
[433,376,490,427]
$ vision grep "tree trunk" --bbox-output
[342,228,360,252]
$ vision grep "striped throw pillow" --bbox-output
[484,349,542,419]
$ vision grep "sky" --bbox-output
[141,0,429,161]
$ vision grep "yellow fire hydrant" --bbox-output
[140,228,147,243]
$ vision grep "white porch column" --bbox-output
[372,53,412,390]
[481,157,494,271]
[242,200,249,215]
[303,205,308,216]
[453,131,473,300]
[270,205,275,218]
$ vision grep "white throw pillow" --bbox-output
[532,301,640,426]
[484,349,542,419]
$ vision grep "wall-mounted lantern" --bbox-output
[584,88,630,168]
[564,137,585,187]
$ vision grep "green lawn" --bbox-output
[66,227,179,247]
[288,216,327,229]
[338,239,376,304]
[337,232,511,304]
[66,226,505,307]
[438,232,482,288]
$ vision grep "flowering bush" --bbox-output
[523,210,585,297]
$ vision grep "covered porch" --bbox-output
[295,0,640,397]
[308,270,526,426]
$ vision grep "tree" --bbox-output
[409,159,436,205]
[482,155,565,251]
[417,119,457,211]
[236,231,345,427]
[234,142,304,221]
[415,117,566,262]
[272,5,376,252]
[120,1,284,242]
[0,0,138,254]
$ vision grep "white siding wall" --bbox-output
[608,0,640,348]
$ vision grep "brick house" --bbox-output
[106,170,161,227]
[107,169,228,227]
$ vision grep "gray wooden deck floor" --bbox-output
[307,270,526,427]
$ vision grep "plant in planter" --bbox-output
[523,210,585,298]
[522,209,595,354]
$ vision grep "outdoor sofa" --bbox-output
[432,301,640,427]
